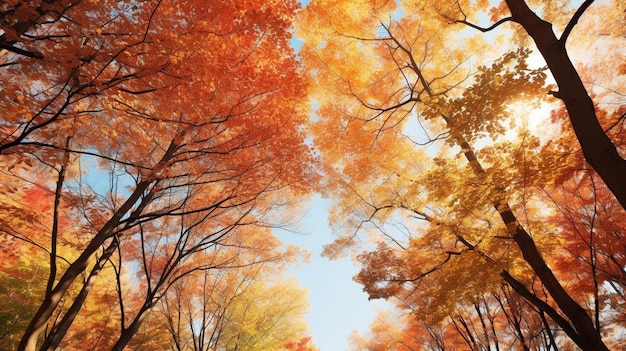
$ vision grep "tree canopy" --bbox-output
[2,0,318,350]
[298,0,625,350]
[2,0,625,350]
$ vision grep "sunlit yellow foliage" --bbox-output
[298,0,626,349]
[219,277,311,351]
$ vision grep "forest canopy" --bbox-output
[1,0,625,350]
[298,0,625,350]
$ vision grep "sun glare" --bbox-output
[503,99,557,142]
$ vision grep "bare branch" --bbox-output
[0,41,43,58]
[445,0,515,32]
[560,0,595,44]
[456,17,516,32]
[16,142,153,169]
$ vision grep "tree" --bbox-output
[157,264,253,351]
[128,225,307,351]
[0,0,78,60]
[352,287,569,351]
[0,257,47,350]
[1,0,317,350]
[540,116,626,339]
[297,0,625,350]
[161,270,317,351]
[500,0,626,209]
[217,277,312,351]
[283,336,320,351]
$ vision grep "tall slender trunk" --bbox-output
[442,116,609,351]
[39,238,119,351]
[505,0,626,210]
[18,140,179,351]
[18,180,152,351]
[110,305,151,351]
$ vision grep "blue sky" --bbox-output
[281,2,393,349]
[277,196,391,351]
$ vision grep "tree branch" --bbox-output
[0,41,43,58]
[501,270,582,346]
[456,17,516,32]
[560,0,594,44]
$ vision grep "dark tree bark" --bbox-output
[446,113,609,351]
[39,239,119,351]
[505,0,626,211]
[18,181,153,351]
[18,140,178,351]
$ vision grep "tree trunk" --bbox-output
[111,313,147,351]
[17,181,152,351]
[39,239,118,351]
[446,117,609,351]
[501,219,609,351]
[18,140,179,351]
[505,0,626,210]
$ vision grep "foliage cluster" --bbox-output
[298,0,626,350]
[1,0,318,350]
[2,0,626,350]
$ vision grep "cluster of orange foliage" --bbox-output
[298,0,626,350]
[1,0,318,350]
[2,0,626,350]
